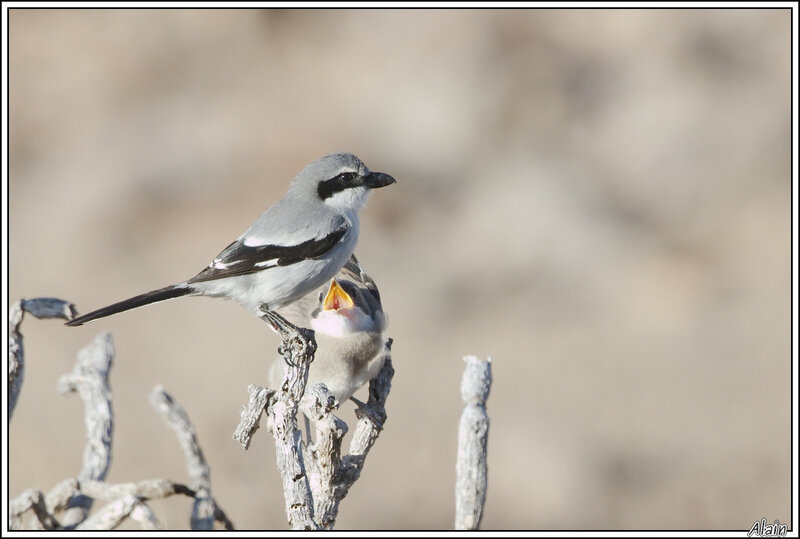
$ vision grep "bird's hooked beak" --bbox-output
[323,279,355,311]
[363,171,396,189]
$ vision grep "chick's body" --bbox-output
[269,256,387,403]
[303,324,386,402]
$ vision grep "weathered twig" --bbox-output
[150,385,234,530]
[12,476,204,531]
[126,499,164,530]
[8,297,77,419]
[300,383,348,529]
[80,478,195,501]
[76,494,162,530]
[233,384,275,450]
[56,332,115,528]
[43,477,194,505]
[232,379,351,529]
[9,488,61,530]
[261,309,319,530]
[454,355,492,530]
[149,387,209,500]
[233,329,394,530]
[43,478,81,516]
[9,298,235,530]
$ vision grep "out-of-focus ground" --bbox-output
[7,8,792,530]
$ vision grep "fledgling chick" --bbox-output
[269,256,388,404]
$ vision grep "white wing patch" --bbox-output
[210,258,237,270]
[242,234,297,247]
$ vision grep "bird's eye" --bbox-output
[335,172,358,184]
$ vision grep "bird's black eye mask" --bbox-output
[318,172,360,200]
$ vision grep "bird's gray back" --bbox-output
[242,193,350,247]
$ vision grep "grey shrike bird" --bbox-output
[270,256,388,403]
[65,152,395,327]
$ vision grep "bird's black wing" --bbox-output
[188,225,348,284]
[340,254,381,304]
[340,254,364,282]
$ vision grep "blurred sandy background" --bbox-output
[7,8,792,530]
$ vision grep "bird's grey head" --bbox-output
[290,152,396,212]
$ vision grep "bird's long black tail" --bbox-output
[65,285,194,326]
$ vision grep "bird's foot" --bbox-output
[260,307,317,367]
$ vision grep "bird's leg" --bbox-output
[349,396,366,408]
[259,307,317,367]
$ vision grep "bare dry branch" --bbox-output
[56,332,115,528]
[9,302,236,531]
[76,495,140,530]
[76,496,166,530]
[79,478,195,501]
[149,385,234,530]
[17,297,78,320]
[13,477,202,530]
[235,325,394,530]
[128,500,165,530]
[149,386,210,490]
[261,310,319,530]
[300,383,348,529]
[11,299,398,531]
[8,301,24,420]
[454,355,492,530]
[42,477,194,507]
[233,384,275,449]
[9,488,61,530]
[8,297,77,419]
[44,478,81,515]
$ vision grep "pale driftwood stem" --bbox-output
[149,385,233,530]
[454,355,492,530]
[40,477,193,521]
[8,301,24,420]
[13,476,204,530]
[235,316,393,530]
[8,298,77,419]
[300,383,348,529]
[44,478,81,515]
[76,496,136,530]
[233,384,275,450]
[127,500,165,530]
[261,309,318,530]
[337,343,394,499]
[149,387,210,487]
[80,478,195,501]
[9,488,61,530]
[56,332,114,528]
[75,495,159,530]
